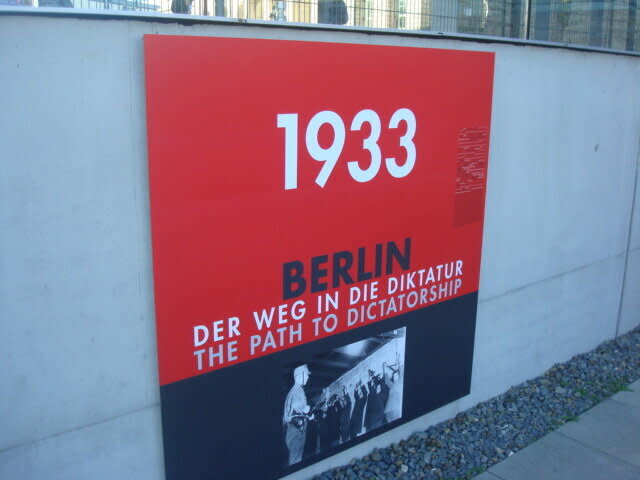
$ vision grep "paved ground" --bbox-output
[474,379,640,480]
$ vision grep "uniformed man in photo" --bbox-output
[283,364,311,465]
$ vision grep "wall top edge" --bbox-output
[1,5,640,58]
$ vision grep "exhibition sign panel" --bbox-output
[144,35,494,480]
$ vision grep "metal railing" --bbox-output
[2,0,638,52]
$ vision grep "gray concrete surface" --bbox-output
[474,472,503,480]
[482,380,640,480]
[1,12,639,480]
[558,399,640,467]
[0,406,164,480]
[620,247,640,335]
[613,379,640,408]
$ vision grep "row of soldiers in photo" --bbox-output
[283,360,402,466]
[304,369,390,457]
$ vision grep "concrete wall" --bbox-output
[1,12,638,480]
[619,163,640,335]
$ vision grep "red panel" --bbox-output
[144,35,494,386]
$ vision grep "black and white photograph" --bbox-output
[282,328,407,466]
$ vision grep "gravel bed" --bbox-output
[314,326,640,480]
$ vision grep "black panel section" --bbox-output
[160,292,477,480]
